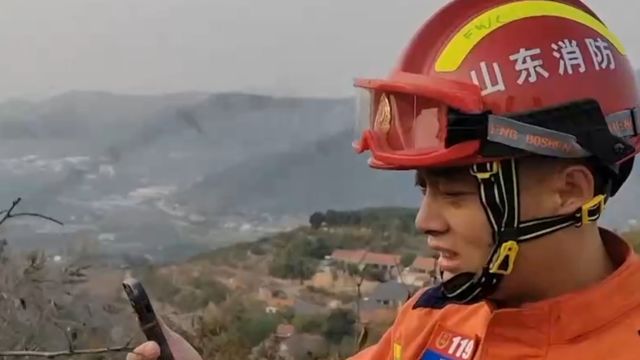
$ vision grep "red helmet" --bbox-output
[353,0,640,305]
[354,0,639,177]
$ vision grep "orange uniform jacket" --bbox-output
[348,229,640,360]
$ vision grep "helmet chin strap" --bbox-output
[439,158,608,304]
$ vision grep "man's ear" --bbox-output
[556,164,595,214]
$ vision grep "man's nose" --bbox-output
[415,190,448,236]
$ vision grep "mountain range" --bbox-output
[0,87,636,261]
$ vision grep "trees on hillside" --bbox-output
[400,252,417,268]
[309,212,326,229]
[187,297,282,360]
[312,208,417,233]
[323,309,356,345]
[268,236,331,282]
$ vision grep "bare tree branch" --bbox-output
[0,198,138,358]
[52,321,74,352]
[393,257,414,301]
[0,341,136,358]
[0,198,64,227]
[352,249,370,354]
[7,212,64,226]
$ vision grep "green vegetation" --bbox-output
[237,313,280,347]
[190,207,428,282]
[134,265,181,301]
[133,264,230,312]
[290,309,357,344]
[268,255,318,282]
[186,276,230,309]
[188,304,358,359]
[149,207,429,358]
[313,207,419,234]
[262,207,426,280]
[401,252,417,268]
[323,308,356,345]
[292,314,325,334]
[268,235,332,281]
[187,296,284,360]
[189,241,252,265]
[309,211,325,229]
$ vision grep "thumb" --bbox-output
[126,341,160,360]
[125,319,169,360]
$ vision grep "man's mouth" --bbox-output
[430,243,462,273]
[437,254,462,273]
[438,249,457,259]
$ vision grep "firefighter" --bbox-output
[127,1,640,359]
[348,0,640,358]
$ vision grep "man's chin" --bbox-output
[440,269,481,282]
[441,271,456,282]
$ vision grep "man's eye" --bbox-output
[441,189,473,197]
[417,185,426,195]
[444,192,465,197]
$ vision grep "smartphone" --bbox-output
[122,277,175,360]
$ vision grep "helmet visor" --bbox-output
[355,88,448,155]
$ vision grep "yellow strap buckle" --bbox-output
[489,240,519,275]
[471,161,500,180]
[580,194,606,225]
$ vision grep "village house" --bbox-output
[329,249,402,280]
[309,249,437,296]
[364,281,414,308]
[308,265,379,294]
[402,256,437,287]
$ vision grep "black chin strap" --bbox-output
[413,158,607,308]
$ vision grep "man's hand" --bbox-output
[126,320,202,360]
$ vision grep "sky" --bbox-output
[0,0,638,101]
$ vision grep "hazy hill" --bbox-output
[0,91,209,152]
[177,128,417,215]
[0,87,636,257]
[0,91,414,258]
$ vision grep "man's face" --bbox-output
[414,167,492,281]
[414,160,566,284]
